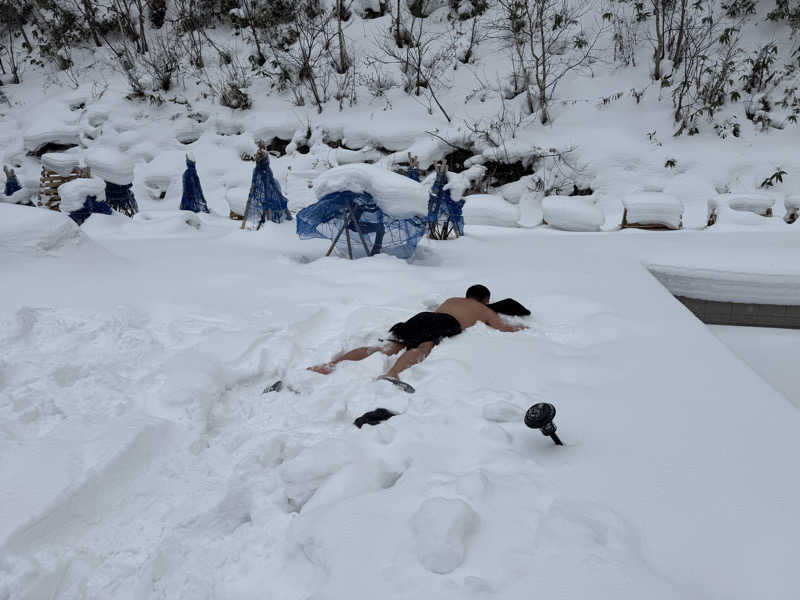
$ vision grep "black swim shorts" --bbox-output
[387,312,462,350]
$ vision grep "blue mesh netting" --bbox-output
[68,195,113,226]
[243,156,291,228]
[427,171,465,238]
[4,173,21,196]
[407,165,420,182]
[296,190,427,259]
[180,158,209,213]
[106,182,138,217]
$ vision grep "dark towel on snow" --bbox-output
[488,298,531,317]
[388,311,462,350]
[354,408,397,428]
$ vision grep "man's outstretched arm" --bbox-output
[482,306,528,332]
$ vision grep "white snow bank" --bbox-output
[711,193,774,216]
[543,195,604,231]
[410,497,479,574]
[622,192,682,229]
[57,177,106,213]
[41,152,83,175]
[313,163,428,218]
[517,192,544,227]
[0,204,83,253]
[649,263,800,304]
[462,194,520,227]
[86,147,135,185]
[785,195,800,210]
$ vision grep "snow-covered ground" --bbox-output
[2,204,800,599]
[2,2,800,597]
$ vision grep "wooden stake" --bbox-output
[348,204,372,256]
[326,217,348,256]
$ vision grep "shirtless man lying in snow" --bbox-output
[308,284,527,393]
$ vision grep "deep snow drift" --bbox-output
[2,205,800,600]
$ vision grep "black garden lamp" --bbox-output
[524,402,563,446]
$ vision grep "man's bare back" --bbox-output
[436,297,525,332]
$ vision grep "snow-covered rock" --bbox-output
[313,163,428,218]
[622,192,683,229]
[410,497,479,574]
[462,194,520,227]
[86,147,135,185]
[58,177,106,213]
[543,196,604,231]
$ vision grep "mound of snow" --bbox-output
[42,151,84,176]
[137,150,187,201]
[0,204,83,253]
[711,194,774,216]
[86,147,135,185]
[58,177,106,213]
[623,192,683,229]
[518,192,544,228]
[313,163,428,218]
[3,186,36,206]
[410,497,479,574]
[543,196,604,231]
[462,194,520,227]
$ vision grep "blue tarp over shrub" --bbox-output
[243,155,291,228]
[427,170,464,239]
[180,157,209,213]
[407,165,420,182]
[69,195,113,225]
[106,182,138,217]
[4,171,21,196]
[296,190,427,259]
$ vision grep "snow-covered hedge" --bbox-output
[542,196,604,231]
[710,194,775,216]
[461,194,520,227]
[622,192,683,229]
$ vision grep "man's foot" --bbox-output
[378,375,415,394]
[308,363,335,375]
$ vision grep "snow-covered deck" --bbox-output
[1,207,799,599]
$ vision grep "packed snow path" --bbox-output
[1,206,799,599]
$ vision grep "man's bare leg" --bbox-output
[381,341,434,380]
[309,342,403,374]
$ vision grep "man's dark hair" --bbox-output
[466,284,491,303]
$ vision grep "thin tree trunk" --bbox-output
[337,0,348,72]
